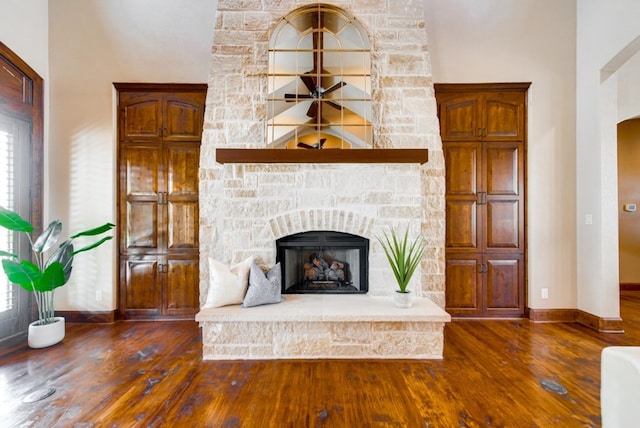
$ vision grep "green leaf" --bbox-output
[0,206,34,233]
[1,259,41,291]
[70,223,115,239]
[47,240,74,284]
[376,224,425,292]
[0,250,17,259]
[33,220,63,253]
[37,262,67,292]
[72,236,113,256]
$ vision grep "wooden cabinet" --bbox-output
[436,83,529,318]
[437,90,526,142]
[116,84,206,320]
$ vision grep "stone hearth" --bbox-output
[197,1,448,359]
[196,295,450,360]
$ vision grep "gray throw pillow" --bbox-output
[242,262,284,307]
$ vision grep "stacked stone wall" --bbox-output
[200,0,445,306]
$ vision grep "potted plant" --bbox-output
[0,206,114,348]
[376,223,425,308]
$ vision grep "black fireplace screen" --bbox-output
[276,231,369,294]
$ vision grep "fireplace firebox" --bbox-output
[276,231,369,294]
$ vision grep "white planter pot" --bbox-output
[394,290,413,308]
[28,317,65,348]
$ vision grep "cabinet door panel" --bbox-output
[437,94,481,141]
[166,143,200,195]
[484,92,525,140]
[165,258,199,316]
[486,201,519,249]
[164,93,206,141]
[119,94,163,141]
[121,257,161,315]
[485,256,523,312]
[123,145,161,196]
[167,201,199,250]
[125,201,159,250]
[486,144,520,196]
[444,144,478,195]
[446,200,478,249]
[445,256,481,312]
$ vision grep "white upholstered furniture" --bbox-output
[601,346,640,427]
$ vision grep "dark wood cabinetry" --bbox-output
[116,84,206,320]
[436,83,529,318]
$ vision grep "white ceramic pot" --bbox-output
[394,290,413,308]
[28,317,65,348]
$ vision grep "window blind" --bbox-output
[0,128,15,313]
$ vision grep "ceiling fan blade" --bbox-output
[297,142,315,149]
[284,93,313,101]
[306,101,318,118]
[301,74,316,93]
[326,101,343,111]
[323,81,346,95]
[318,138,326,148]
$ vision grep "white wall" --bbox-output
[45,0,216,311]
[576,0,640,318]
[618,52,640,122]
[0,0,50,217]
[424,0,578,309]
[0,0,49,78]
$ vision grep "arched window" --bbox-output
[267,3,371,150]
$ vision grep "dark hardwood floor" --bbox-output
[2,293,640,427]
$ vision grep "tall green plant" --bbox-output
[376,224,425,293]
[0,206,114,325]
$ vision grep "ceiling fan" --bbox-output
[283,11,346,126]
[297,138,326,150]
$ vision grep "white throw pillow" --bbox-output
[203,256,253,308]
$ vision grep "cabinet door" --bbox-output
[164,256,200,317]
[445,254,482,314]
[484,142,524,252]
[163,93,206,141]
[119,93,164,141]
[444,142,484,251]
[437,94,482,141]
[165,142,200,253]
[119,143,164,254]
[485,254,524,315]
[120,256,162,319]
[446,254,524,317]
[483,91,525,141]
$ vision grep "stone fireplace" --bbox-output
[196,1,448,359]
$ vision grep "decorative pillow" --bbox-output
[203,256,253,308]
[242,262,284,308]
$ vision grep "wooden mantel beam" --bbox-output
[215,148,429,164]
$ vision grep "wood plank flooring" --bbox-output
[2,293,640,427]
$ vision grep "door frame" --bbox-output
[0,42,44,346]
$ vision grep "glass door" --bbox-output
[0,113,32,344]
